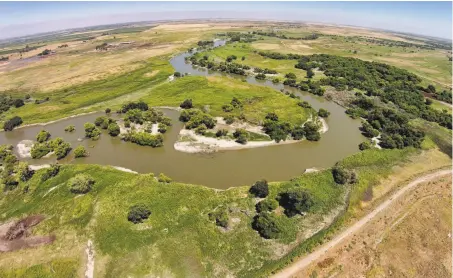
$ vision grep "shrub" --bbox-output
[41,164,60,181]
[94,116,107,127]
[74,145,88,158]
[3,116,23,131]
[15,162,34,182]
[64,125,75,132]
[108,122,120,137]
[30,143,52,159]
[105,108,111,113]
[180,99,193,109]
[298,101,312,108]
[265,112,279,121]
[256,199,278,213]
[158,173,172,183]
[285,72,296,79]
[68,174,94,194]
[318,108,330,118]
[272,78,280,83]
[224,115,235,124]
[157,123,168,134]
[174,72,182,77]
[215,129,228,137]
[208,209,229,228]
[358,141,372,150]
[233,128,248,144]
[255,73,266,80]
[222,104,234,112]
[0,144,13,159]
[278,188,314,217]
[128,204,151,224]
[3,176,19,191]
[249,179,269,198]
[332,165,354,184]
[252,212,282,239]
[13,99,24,108]
[84,123,101,140]
[194,124,207,135]
[36,130,51,143]
[231,97,242,109]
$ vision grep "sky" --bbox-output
[0,1,451,40]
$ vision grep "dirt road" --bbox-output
[272,169,452,278]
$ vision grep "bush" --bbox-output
[36,130,51,143]
[332,165,352,184]
[215,129,228,137]
[30,143,52,159]
[84,123,101,140]
[233,128,248,144]
[127,204,151,224]
[318,108,330,118]
[252,212,282,239]
[41,164,60,181]
[158,173,172,183]
[249,179,269,198]
[15,162,34,182]
[278,188,314,217]
[108,122,120,137]
[13,99,24,108]
[64,125,75,132]
[105,108,111,113]
[256,199,278,213]
[68,174,94,194]
[224,115,235,124]
[358,141,372,150]
[180,99,193,109]
[208,209,229,228]
[3,116,23,131]
[74,145,88,158]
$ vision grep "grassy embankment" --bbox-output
[143,75,313,125]
[0,127,450,277]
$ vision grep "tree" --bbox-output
[222,104,234,112]
[30,143,51,159]
[241,56,246,61]
[13,99,24,108]
[278,188,314,217]
[108,122,120,137]
[252,212,282,239]
[224,115,235,124]
[255,73,266,80]
[174,72,181,77]
[215,129,228,137]
[306,68,315,79]
[74,145,88,158]
[427,84,436,94]
[318,108,330,118]
[332,165,351,184]
[180,99,193,109]
[69,174,94,194]
[231,97,242,109]
[425,98,433,105]
[194,124,207,135]
[158,173,172,183]
[291,126,305,140]
[53,140,71,160]
[249,179,269,198]
[3,116,23,131]
[303,122,321,141]
[256,199,278,213]
[94,116,107,127]
[105,108,111,114]
[84,123,101,140]
[127,204,151,224]
[15,162,34,182]
[36,130,51,143]
[64,125,75,132]
[272,78,280,83]
[0,144,13,160]
[298,101,312,108]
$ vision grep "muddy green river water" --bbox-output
[0,41,364,189]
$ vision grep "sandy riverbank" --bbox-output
[174,117,329,154]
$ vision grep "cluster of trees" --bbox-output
[64,125,75,132]
[84,123,101,140]
[349,97,425,149]
[0,56,8,61]
[332,165,357,184]
[188,56,250,76]
[94,116,120,137]
[0,95,26,116]
[179,108,216,130]
[233,128,249,144]
[197,40,214,47]
[95,43,108,51]
[254,67,277,74]
[318,108,330,118]
[222,32,257,43]
[3,116,23,131]
[34,97,50,104]
[69,174,94,194]
[121,101,148,113]
[262,112,321,142]
[36,130,51,143]
[122,132,164,147]
[41,164,60,182]
[31,137,71,160]
[128,204,151,224]
[0,145,22,190]
[424,85,452,103]
[277,187,314,217]
[252,31,320,41]
[58,44,69,48]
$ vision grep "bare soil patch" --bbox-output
[0,215,55,252]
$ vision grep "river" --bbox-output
[0,40,364,189]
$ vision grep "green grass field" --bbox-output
[144,75,313,125]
